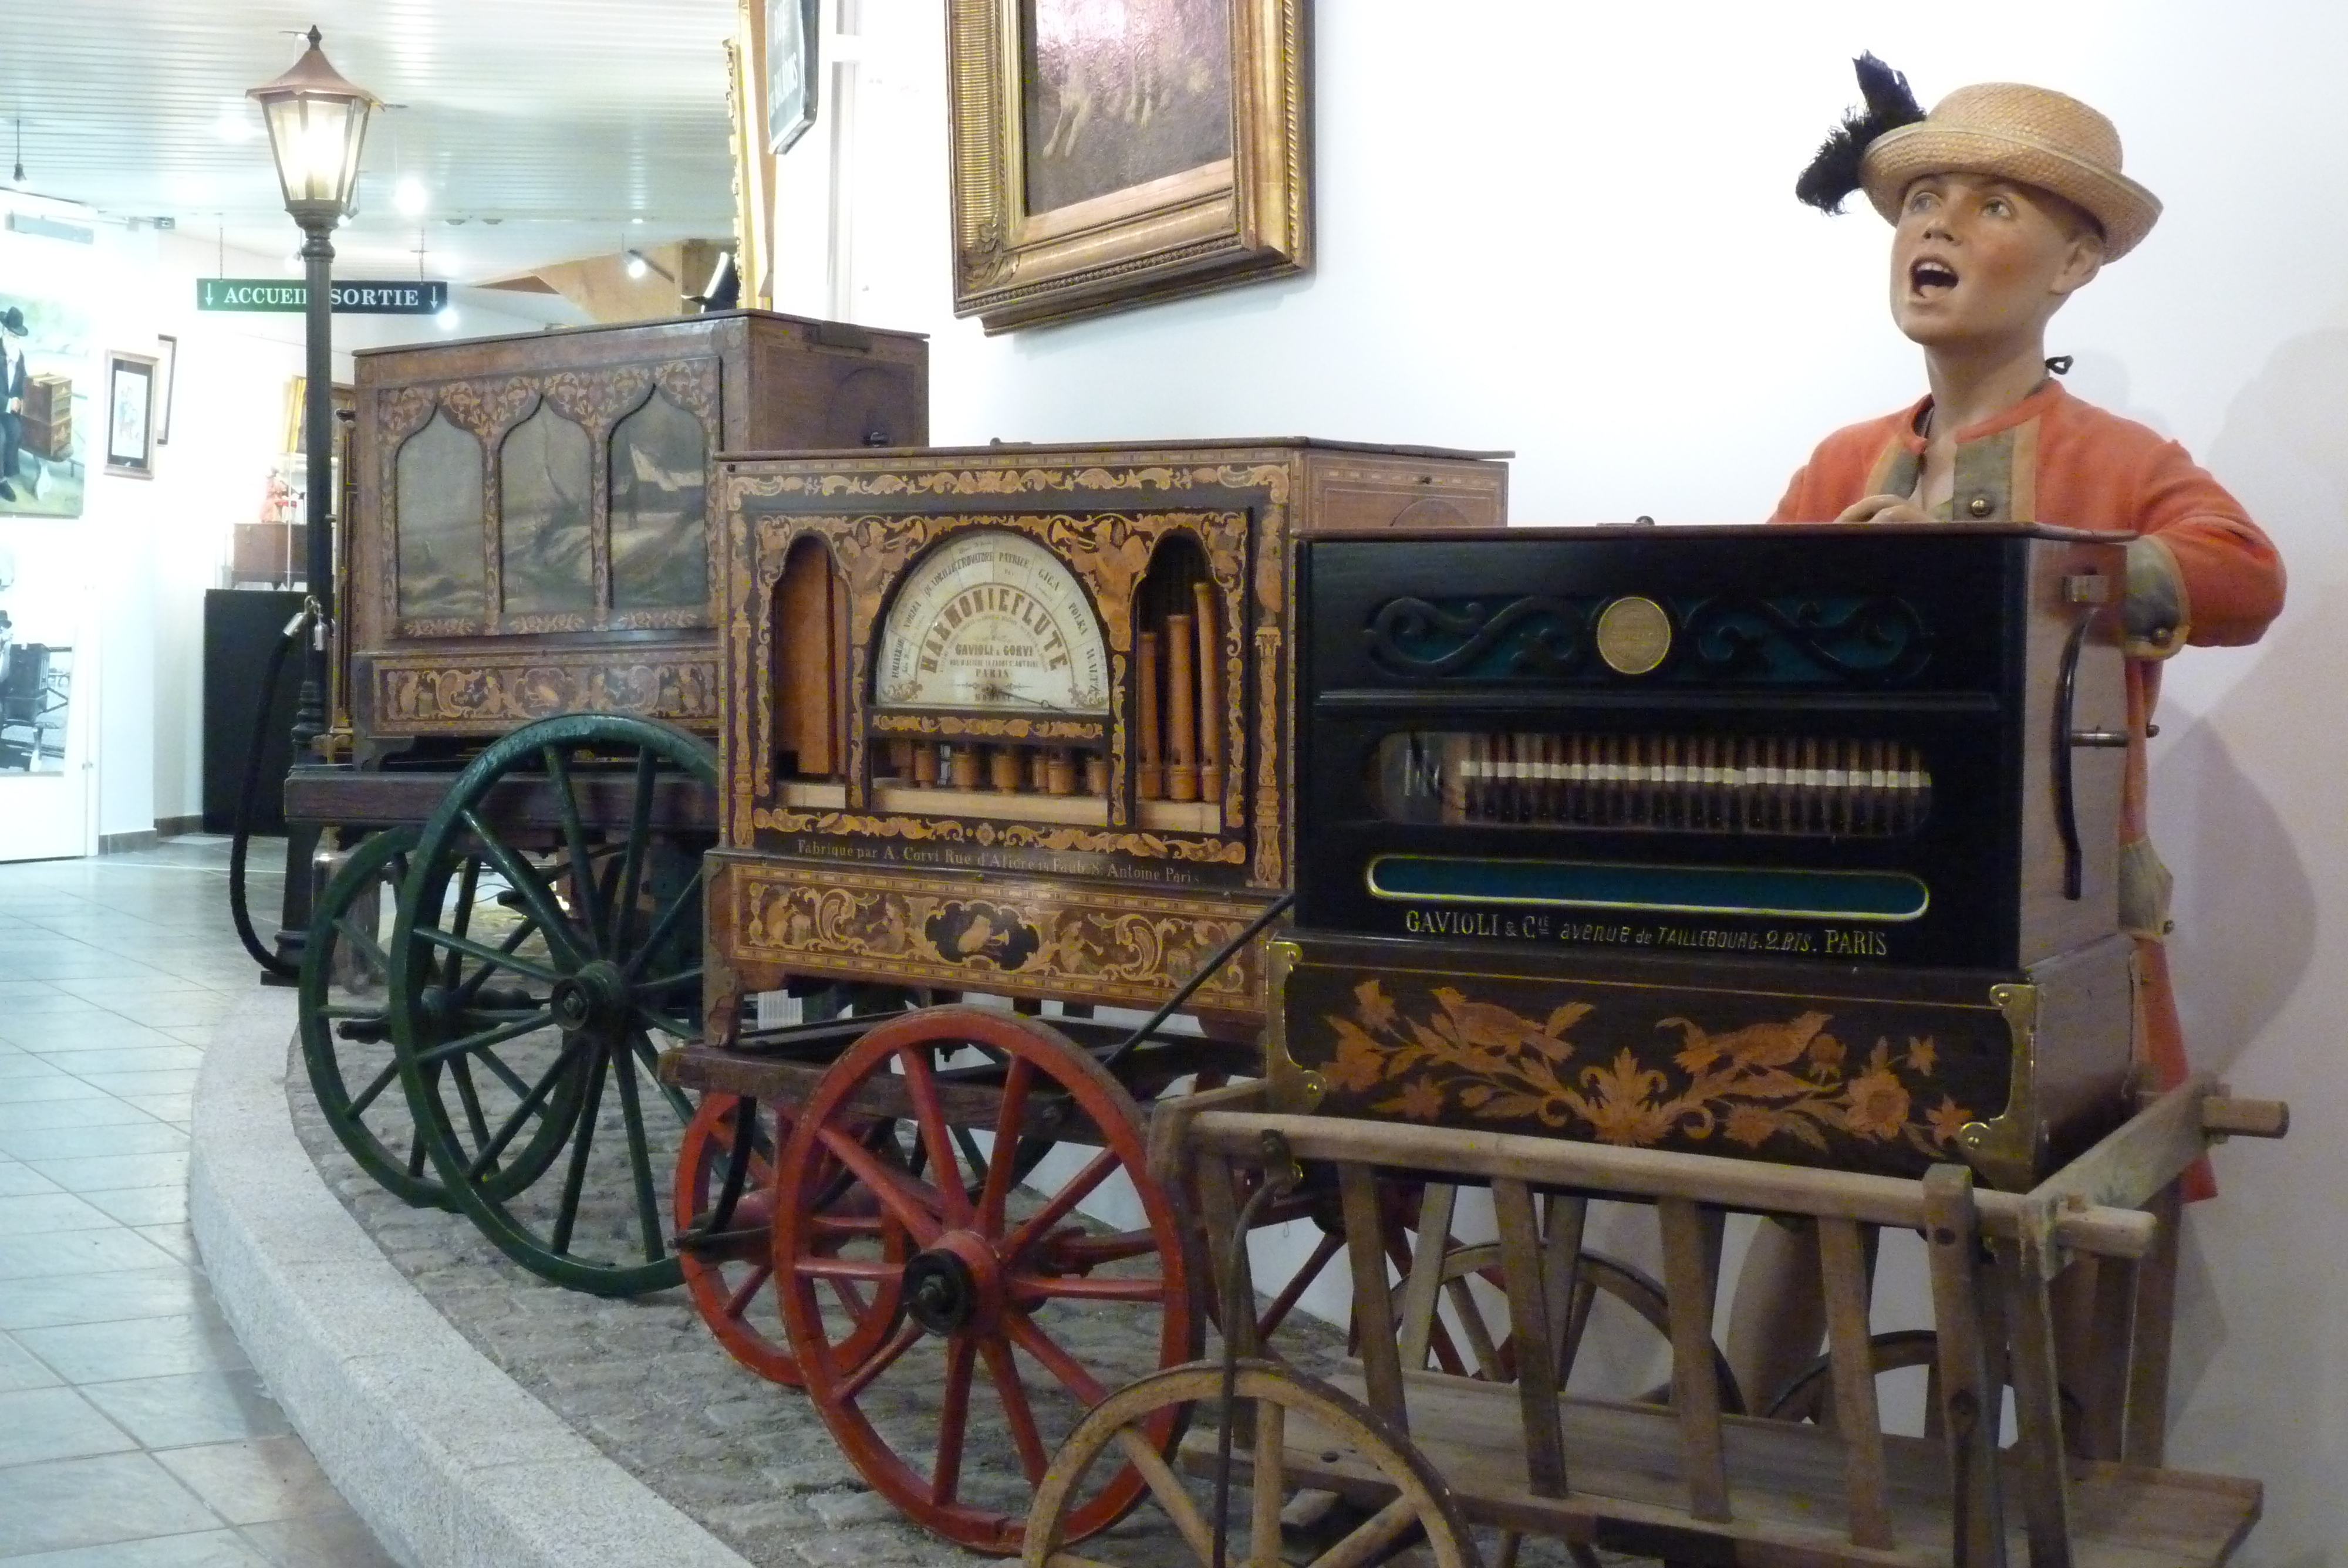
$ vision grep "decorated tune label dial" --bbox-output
[875,529,1111,714]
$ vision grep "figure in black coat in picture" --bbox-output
[0,307,28,502]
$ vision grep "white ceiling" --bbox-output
[0,0,740,284]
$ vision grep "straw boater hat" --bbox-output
[1796,56,2162,259]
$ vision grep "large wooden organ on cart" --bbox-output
[330,309,928,769]
[1269,522,2138,1189]
[697,439,1509,1041]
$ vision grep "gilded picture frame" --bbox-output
[947,0,1310,334]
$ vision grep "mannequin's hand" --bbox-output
[1836,494,1934,524]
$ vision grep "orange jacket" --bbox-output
[1772,381,2285,1133]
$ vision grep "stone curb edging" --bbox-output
[189,987,754,1568]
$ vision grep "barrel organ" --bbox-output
[342,310,927,758]
[1269,523,2137,1188]
[701,440,1509,1042]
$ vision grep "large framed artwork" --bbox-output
[0,288,92,518]
[947,0,1310,333]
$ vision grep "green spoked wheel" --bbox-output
[389,713,717,1296]
[301,827,449,1208]
[302,827,584,1211]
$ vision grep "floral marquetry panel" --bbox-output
[1273,946,2030,1182]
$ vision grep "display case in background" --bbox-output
[202,587,306,833]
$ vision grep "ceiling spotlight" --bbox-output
[437,305,462,332]
[394,177,429,217]
[623,248,673,285]
[210,99,261,143]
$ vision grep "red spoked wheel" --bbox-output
[774,1007,1196,1555]
[674,1091,907,1387]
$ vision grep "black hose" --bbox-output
[228,609,309,981]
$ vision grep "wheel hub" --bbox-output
[550,958,630,1036]
[903,1232,1000,1334]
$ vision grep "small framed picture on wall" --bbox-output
[105,350,157,479]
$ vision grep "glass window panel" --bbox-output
[609,389,709,611]
[394,411,485,619]
[498,402,594,616]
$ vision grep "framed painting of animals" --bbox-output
[946,0,1310,333]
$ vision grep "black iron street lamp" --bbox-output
[251,26,375,971]
[251,23,375,759]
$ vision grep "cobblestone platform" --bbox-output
[243,995,1600,1568]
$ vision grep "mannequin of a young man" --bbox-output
[1729,63,2287,1415]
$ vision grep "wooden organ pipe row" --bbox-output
[879,739,1108,797]
[1391,733,1933,836]
[1137,582,1223,803]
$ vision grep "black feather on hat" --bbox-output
[1796,54,1925,214]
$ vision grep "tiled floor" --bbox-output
[0,838,399,1567]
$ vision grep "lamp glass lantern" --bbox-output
[248,26,377,223]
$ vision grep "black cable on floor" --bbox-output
[228,607,309,981]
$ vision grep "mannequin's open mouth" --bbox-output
[1910,259,1960,297]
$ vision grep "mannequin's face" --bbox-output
[1889,173,2104,350]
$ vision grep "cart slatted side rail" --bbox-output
[1167,1074,2282,1568]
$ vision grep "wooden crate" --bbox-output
[231,523,306,584]
[21,373,69,428]
[341,310,928,760]
[20,411,70,462]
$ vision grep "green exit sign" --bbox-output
[197,278,450,315]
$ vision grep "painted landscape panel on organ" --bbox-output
[394,411,486,619]
[610,388,709,612]
[499,403,594,617]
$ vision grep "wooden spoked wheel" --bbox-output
[1391,1241,1745,1414]
[301,827,454,1209]
[1022,1359,1479,1568]
[774,1006,1196,1554]
[390,713,716,1297]
[673,1091,909,1386]
[1763,1329,1942,1425]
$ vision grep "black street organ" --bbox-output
[1269,522,2135,1187]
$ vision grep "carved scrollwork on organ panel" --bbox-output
[367,654,719,731]
[717,855,1263,1011]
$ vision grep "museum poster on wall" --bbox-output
[0,285,94,519]
[0,529,77,774]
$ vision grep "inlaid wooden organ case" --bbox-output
[338,312,927,761]
[1268,522,2137,1188]
[701,440,1509,1040]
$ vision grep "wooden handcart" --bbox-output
[1023,1072,2286,1568]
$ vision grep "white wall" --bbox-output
[0,209,565,847]
[805,2,2348,1555]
